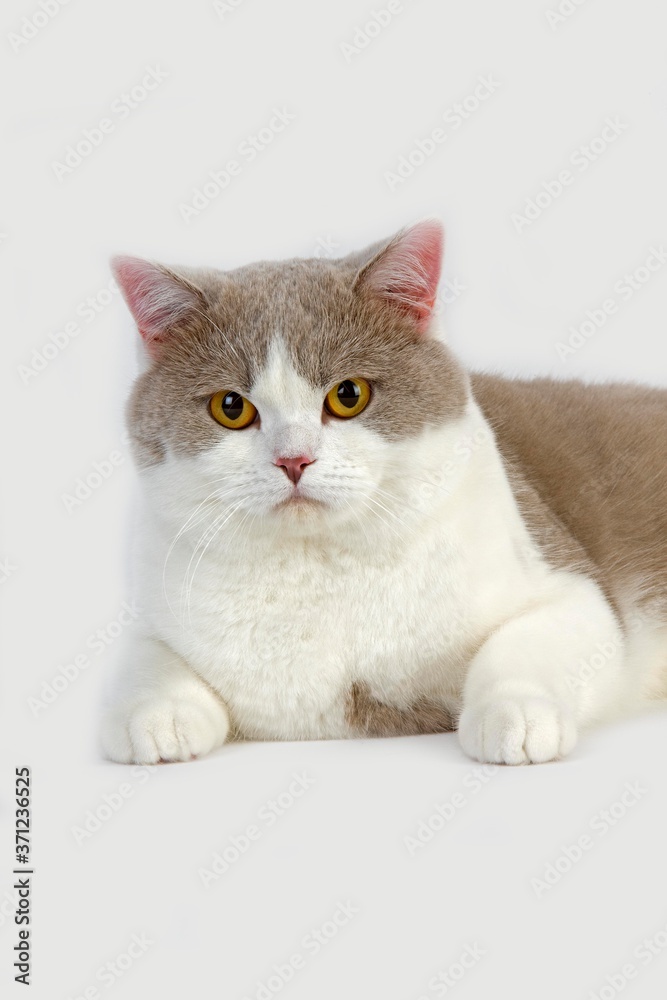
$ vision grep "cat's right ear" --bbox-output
[111,256,206,355]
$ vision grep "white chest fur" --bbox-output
[136,406,546,740]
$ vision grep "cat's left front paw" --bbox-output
[457,697,577,765]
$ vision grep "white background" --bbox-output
[2,0,667,998]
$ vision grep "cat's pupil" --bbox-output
[337,380,360,409]
[223,392,243,420]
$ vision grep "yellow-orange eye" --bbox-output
[209,390,257,429]
[324,378,371,419]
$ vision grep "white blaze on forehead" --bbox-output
[251,337,324,458]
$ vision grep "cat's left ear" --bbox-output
[111,255,206,355]
[352,220,443,334]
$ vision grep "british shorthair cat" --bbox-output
[101,221,667,765]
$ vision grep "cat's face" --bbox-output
[114,222,469,532]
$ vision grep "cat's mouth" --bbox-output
[274,493,326,513]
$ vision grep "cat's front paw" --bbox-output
[457,697,577,765]
[101,696,230,764]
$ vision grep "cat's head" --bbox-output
[112,221,470,534]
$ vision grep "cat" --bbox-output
[100,220,667,766]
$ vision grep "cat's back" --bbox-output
[471,373,667,616]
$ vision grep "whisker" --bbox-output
[372,483,445,527]
[356,496,404,539]
[162,485,244,620]
[190,306,242,363]
[363,492,415,536]
[180,498,247,630]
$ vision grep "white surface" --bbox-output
[2,0,667,997]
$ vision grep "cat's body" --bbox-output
[101,222,667,765]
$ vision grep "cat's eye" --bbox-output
[209,390,258,429]
[324,378,371,419]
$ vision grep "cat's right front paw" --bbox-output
[457,696,577,765]
[101,696,230,764]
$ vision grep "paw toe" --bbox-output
[102,698,229,764]
[459,697,576,765]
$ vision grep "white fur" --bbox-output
[101,342,660,765]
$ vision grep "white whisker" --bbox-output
[180,497,248,630]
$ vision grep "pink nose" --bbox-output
[274,455,315,485]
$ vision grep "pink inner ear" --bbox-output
[111,255,201,349]
[358,220,444,332]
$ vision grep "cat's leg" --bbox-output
[458,575,627,765]
[101,632,231,764]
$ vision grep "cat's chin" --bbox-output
[270,493,343,529]
[273,495,327,515]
